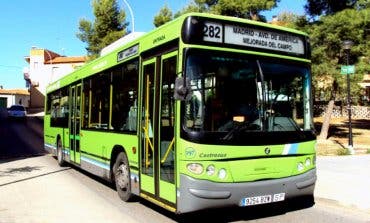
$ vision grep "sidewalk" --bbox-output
[315,154,370,213]
[0,155,138,223]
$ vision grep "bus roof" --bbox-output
[46,12,309,93]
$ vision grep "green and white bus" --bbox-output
[44,13,316,213]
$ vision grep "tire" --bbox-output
[57,139,66,167]
[113,152,133,202]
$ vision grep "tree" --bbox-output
[173,0,215,18]
[211,0,278,21]
[77,0,128,58]
[153,5,173,27]
[305,0,357,18]
[308,7,370,140]
[310,8,369,102]
[273,11,309,30]
[154,0,280,26]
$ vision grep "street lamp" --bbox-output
[122,0,135,32]
[342,40,354,155]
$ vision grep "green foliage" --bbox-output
[275,12,309,29]
[153,5,173,27]
[211,0,277,21]
[154,0,279,25]
[356,0,370,9]
[308,7,369,103]
[77,0,128,57]
[174,0,213,18]
[305,0,357,17]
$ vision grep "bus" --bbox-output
[44,13,316,213]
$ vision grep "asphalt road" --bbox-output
[0,109,45,160]
[0,110,369,222]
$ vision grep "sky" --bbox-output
[0,0,305,89]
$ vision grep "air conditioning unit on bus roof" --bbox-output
[100,32,145,56]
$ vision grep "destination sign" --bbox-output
[224,25,305,55]
[117,44,139,62]
[202,22,305,55]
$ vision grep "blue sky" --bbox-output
[0,0,305,89]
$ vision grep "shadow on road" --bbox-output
[0,116,46,163]
[0,166,43,176]
[137,194,315,222]
[0,167,71,187]
[314,118,370,137]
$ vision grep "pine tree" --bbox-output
[153,5,173,27]
[77,0,128,58]
[308,7,370,140]
[153,0,279,26]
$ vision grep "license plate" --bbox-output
[240,193,285,206]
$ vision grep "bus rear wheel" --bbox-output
[113,152,133,202]
[57,139,65,167]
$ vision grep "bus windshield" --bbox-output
[183,50,314,142]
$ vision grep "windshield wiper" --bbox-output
[221,121,261,141]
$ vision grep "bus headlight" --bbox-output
[297,162,304,172]
[206,165,215,176]
[218,168,227,179]
[305,158,311,167]
[187,163,203,175]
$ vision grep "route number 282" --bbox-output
[203,22,223,43]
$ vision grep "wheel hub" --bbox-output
[116,164,129,189]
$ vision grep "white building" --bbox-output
[0,88,30,109]
[23,47,86,110]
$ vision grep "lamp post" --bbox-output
[122,0,134,32]
[342,40,354,155]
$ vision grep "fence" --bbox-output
[314,104,370,118]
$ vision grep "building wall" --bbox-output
[0,94,30,108]
[29,86,44,108]
[0,96,9,108]
[25,48,85,109]
[28,49,84,96]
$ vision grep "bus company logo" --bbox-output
[264,147,271,155]
[185,147,196,158]
[199,153,227,158]
[153,35,165,44]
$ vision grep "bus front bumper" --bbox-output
[177,168,316,213]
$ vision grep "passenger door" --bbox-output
[140,51,177,205]
[69,84,81,164]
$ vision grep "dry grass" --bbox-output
[315,117,370,155]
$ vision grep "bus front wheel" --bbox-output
[113,152,133,202]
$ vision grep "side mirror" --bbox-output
[174,77,192,101]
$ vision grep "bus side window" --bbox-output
[111,59,139,132]
[126,99,137,131]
